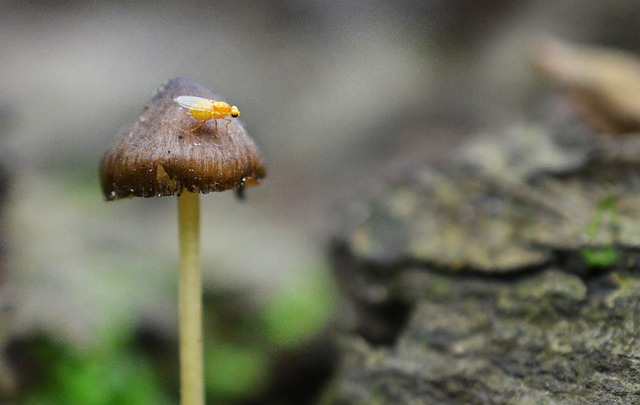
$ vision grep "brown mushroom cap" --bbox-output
[100,77,266,201]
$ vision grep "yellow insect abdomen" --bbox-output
[189,109,215,121]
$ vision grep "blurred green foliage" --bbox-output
[205,342,268,400]
[21,333,171,405]
[18,267,335,404]
[204,269,336,401]
[261,272,335,349]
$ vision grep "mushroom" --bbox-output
[99,77,266,405]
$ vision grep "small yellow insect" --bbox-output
[174,95,240,129]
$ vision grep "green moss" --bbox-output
[581,194,620,268]
[581,246,619,267]
[425,276,453,299]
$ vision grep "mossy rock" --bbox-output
[330,124,640,403]
[336,125,640,273]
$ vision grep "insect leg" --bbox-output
[170,123,206,144]
[191,120,206,132]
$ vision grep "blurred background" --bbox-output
[1,0,639,403]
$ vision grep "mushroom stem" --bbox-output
[178,191,204,405]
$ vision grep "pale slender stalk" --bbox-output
[178,191,204,405]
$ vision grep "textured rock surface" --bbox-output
[329,123,640,404]
[336,124,640,274]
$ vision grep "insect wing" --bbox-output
[174,96,215,112]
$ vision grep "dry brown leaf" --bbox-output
[533,39,640,134]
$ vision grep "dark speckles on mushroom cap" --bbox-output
[100,77,266,201]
